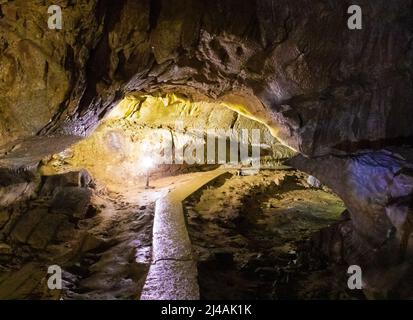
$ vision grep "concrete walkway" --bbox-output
[140,169,227,300]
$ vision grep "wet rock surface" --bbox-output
[62,194,154,300]
[0,0,412,300]
[184,170,362,299]
[0,170,154,300]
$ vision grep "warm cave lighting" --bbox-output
[141,156,155,189]
[1,0,411,307]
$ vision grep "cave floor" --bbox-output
[62,189,155,299]
[0,168,360,300]
[184,169,360,299]
[0,182,155,300]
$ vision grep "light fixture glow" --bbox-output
[141,156,155,170]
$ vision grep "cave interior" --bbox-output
[0,0,412,300]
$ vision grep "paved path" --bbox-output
[140,169,227,300]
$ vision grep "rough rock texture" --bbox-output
[0,168,37,207]
[0,0,413,298]
[0,170,154,299]
[39,95,293,186]
[184,170,351,299]
[39,169,92,196]
[0,0,411,156]
[289,148,413,297]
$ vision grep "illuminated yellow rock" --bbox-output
[40,94,295,186]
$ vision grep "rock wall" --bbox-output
[40,95,293,186]
[289,148,413,297]
[0,0,411,156]
[0,0,412,297]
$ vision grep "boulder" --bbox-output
[54,220,77,243]
[50,187,92,219]
[40,170,92,197]
[27,213,67,249]
[10,207,48,244]
[0,263,45,300]
[0,168,37,207]
[79,233,106,254]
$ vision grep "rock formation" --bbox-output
[0,0,412,298]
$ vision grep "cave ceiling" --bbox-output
[0,0,411,158]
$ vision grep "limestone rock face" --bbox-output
[0,0,412,298]
[40,170,92,196]
[10,207,48,244]
[0,1,99,145]
[0,0,411,156]
[0,168,37,207]
[50,187,92,219]
[38,96,294,186]
[289,149,413,246]
[289,148,413,296]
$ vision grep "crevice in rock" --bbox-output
[149,0,162,32]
